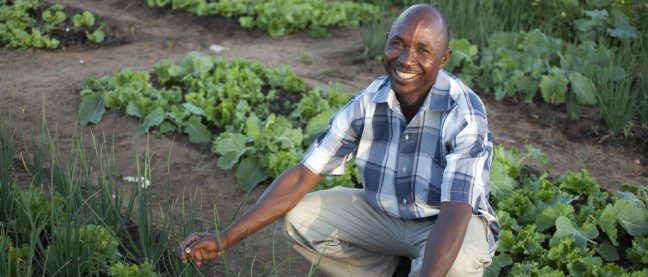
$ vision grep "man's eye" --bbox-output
[391,41,402,46]
[418,48,429,53]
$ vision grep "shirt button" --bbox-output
[404,134,409,141]
[402,166,406,173]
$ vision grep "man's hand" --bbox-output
[178,232,222,267]
[176,164,324,267]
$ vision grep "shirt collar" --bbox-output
[370,70,452,111]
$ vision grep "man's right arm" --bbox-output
[179,163,324,266]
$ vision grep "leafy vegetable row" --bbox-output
[440,29,648,137]
[145,0,379,37]
[485,146,647,276]
[0,0,108,49]
[79,51,359,191]
[449,30,628,119]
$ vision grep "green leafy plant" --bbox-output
[72,11,95,28]
[146,0,379,37]
[0,1,109,49]
[86,26,106,43]
[108,260,159,277]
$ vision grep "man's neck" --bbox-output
[396,91,429,122]
[396,87,432,123]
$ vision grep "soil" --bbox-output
[1,0,646,275]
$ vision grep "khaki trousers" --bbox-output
[280,187,492,277]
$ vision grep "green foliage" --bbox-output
[72,11,95,28]
[83,52,358,191]
[146,0,379,37]
[488,144,648,275]
[77,91,106,125]
[596,39,645,136]
[44,224,121,274]
[446,39,480,87]
[213,114,303,190]
[626,236,648,267]
[480,30,614,114]
[86,26,106,43]
[0,234,29,277]
[108,261,159,277]
[0,1,107,49]
[483,253,512,277]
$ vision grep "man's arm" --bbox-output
[418,201,473,276]
[178,163,324,266]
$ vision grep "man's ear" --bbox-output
[439,49,453,68]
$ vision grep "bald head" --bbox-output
[390,4,450,50]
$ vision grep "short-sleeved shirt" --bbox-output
[301,70,500,253]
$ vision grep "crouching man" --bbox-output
[178,4,499,276]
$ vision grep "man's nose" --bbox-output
[397,47,416,69]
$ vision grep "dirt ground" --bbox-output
[1,0,646,275]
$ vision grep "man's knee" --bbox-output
[445,246,492,277]
[279,192,319,242]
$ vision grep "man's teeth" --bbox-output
[396,70,417,79]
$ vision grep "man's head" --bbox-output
[383,4,452,98]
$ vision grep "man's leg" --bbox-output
[407,216,492,277]
[280,187,408,276]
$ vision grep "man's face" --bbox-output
[383,12,452,98]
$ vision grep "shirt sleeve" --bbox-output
[440,115,492,211]
[301,97,364,176]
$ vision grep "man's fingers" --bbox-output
[177,246,188,263]
[187,236,218,253]
[180,233,202,249]
[178,232,206,262]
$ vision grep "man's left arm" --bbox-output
[419,201,472,276]
[420,111,492,276]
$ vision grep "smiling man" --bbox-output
[179,4,499,276]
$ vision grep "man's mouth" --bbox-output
[393,68,419,80]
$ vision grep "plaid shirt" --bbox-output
[301,70,499,253]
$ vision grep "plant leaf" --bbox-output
[77,93,105,126]
[540,74,568,105]
[535,204,574,232]
[182,103,206,115]
[613,200,648,236]
[138,107,165,133]
[183,116,211,144]
[596,204,619,245]
[570,72,597,105]
[551,216,598,248]
[484,254,513,277]
[596,242,619,262]
[236,157,268,191]
[212,132,249,170]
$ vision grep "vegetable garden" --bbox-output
[1,0,647,276]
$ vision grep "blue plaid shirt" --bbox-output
[301,70,499,253]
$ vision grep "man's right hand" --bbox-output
[176,164,324,267]
[178,232,222,267]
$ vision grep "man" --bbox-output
[179,4,499,276]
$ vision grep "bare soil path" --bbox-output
[1,0,646,275]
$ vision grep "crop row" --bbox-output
[145,0,379,37]
[79,51,359,191]
[485,145,647,276]
[0,0,110,49]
